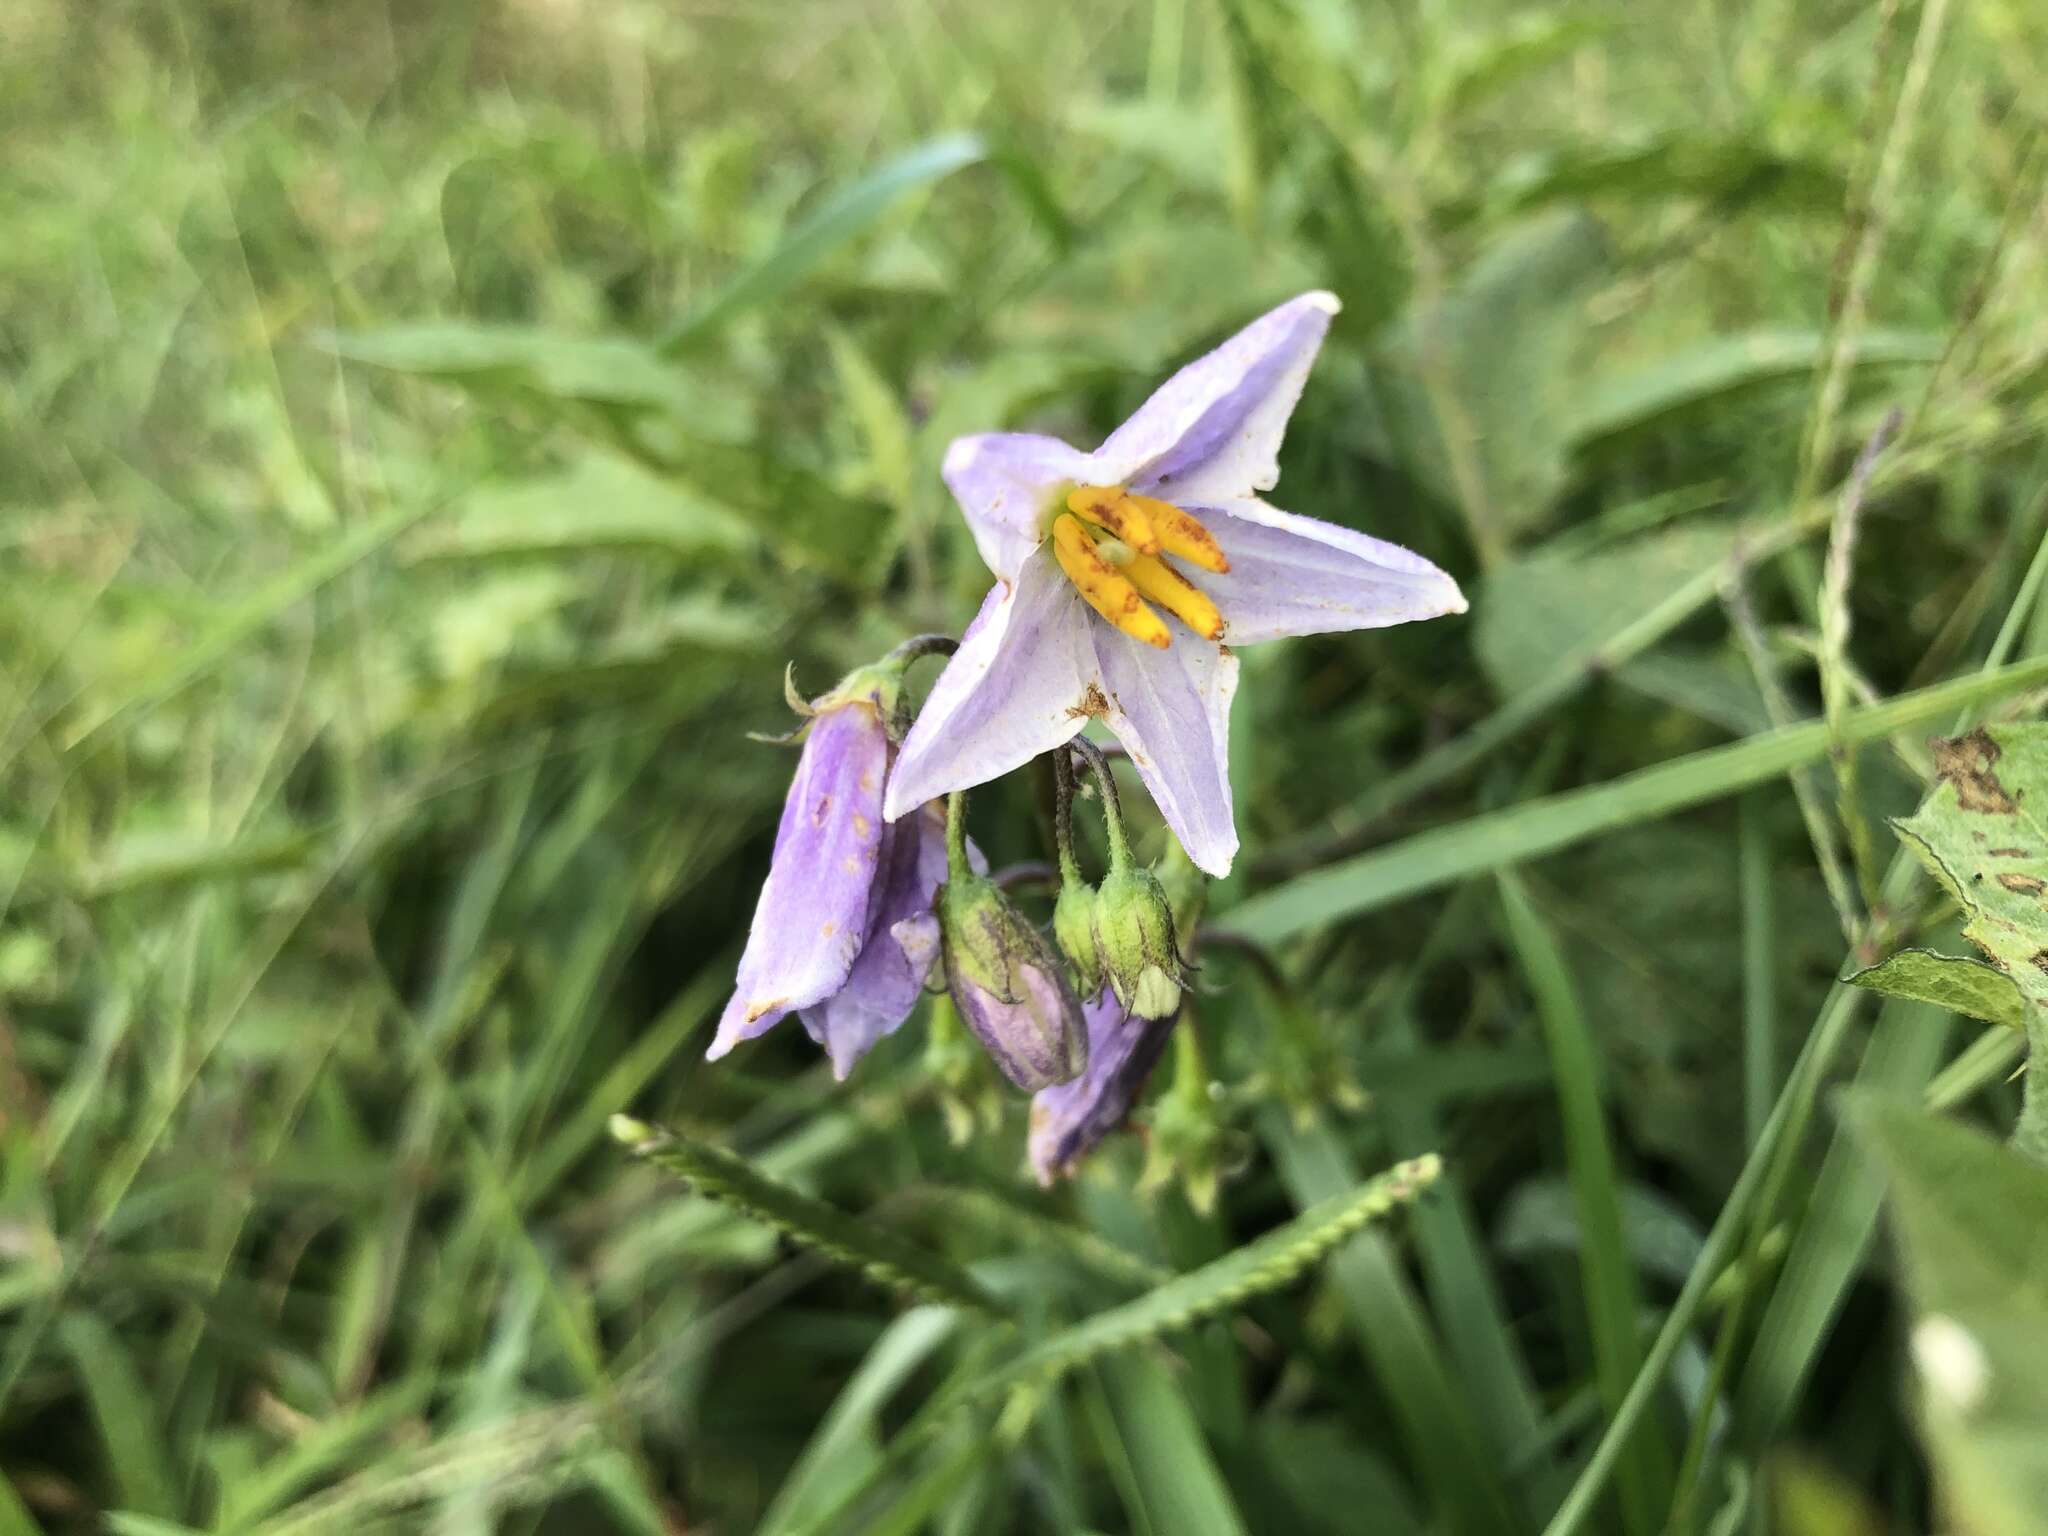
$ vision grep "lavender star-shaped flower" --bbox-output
[881,291,1466,876]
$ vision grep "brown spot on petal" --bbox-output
[1066,683,1111,721]
[853,813,872,837]
[812,793,832,826]
[821,921,837,938]
[1933,729,2019,814]
[745,997,786,1023]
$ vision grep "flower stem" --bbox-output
[884,632,961,667]
[1053,748,1084,885]
[944,790,970,877]
[1066,737,1132,870]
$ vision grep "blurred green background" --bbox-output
[8,0,2048,1531]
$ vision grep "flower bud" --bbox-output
[1052,875,1105,997]
[1092,862,1187,1020]
[936,869,1087,1091]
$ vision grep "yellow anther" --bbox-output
[1065,487,1161,555]
[1124,553,1224,641]
[1124,494,1230,573]
[1052,514,1170,649]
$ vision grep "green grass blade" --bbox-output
[1499,873,1668,1536]
[63,501,432,750]
[0,1476,35,1536]
[1733,997,1952,1441]
[1372,1009,1549,1499]
[610,1117,1003,1315]
[1263,1122,1521,1536]
[661,134,987,351]
[56,1310,181,1520]
[757,1307,962,1536]
[1097,1351,1249,1536]
[1224,653,2048,944]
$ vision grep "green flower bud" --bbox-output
[1053,875,1105,996]
[1092,861,1187,1020]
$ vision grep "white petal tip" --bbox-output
[1303,290,1341,315]
[704,1036,733,1061]
[941,436,982,479]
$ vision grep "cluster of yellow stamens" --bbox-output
[1050,487,1230,649]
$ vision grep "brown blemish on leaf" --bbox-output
[1998,872,2048,896]
[1992,847,2028,857]
[1066,683,1111,721]
[2032,950,2048,975]
[1932,729,2019,814]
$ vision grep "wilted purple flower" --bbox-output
[709,668,953,1079]
[881,292,1466,876]
[1028,990,1176,1184]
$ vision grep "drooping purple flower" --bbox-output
[932,802,1087,1091]
[709,685,949,1079]
[881,292,1467,876]
[1028,990,1177,1184]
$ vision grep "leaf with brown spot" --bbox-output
[1894,724,2048,1013]
[1931,728,2019,815]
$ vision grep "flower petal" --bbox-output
[883,550,1096,823]
[1028,990,1176,1184]
[1095,292,1339,505]
[942,432,1098,582]
[1199,497,1468,644]
[709,703,889,1058]
[1095,629,1240,877]
[799,802,949,1079]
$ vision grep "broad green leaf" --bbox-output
[1843,949,2025,1031]
[1474,520,1750,699]
[1067,100,1230,193]
[1851,1099,2048,1535]
[610,1117,1002,1315]
[663,133,987,350]
[1427,14,1611,117]
[1221,653,2048,944]
[323,324,748,437]
[405,455,754,563]
[1568,329,1942,449]
[1372,211,1612,537]
[1473,136,1843,227]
